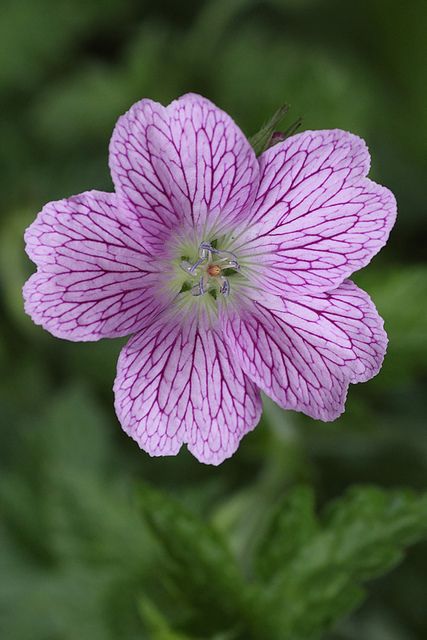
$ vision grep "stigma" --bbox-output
[207,264,221,277]
[179,241,240,298]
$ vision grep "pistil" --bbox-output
[179,241,240,298]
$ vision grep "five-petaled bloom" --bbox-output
[23,94,397,464]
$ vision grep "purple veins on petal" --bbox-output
[221,280,388,422]
[237,129,397,296]
[23,93,397,464]
[23,191,167,341]
[114,313,262,465]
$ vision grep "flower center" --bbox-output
[179,241,240,298]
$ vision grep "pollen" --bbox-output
[207,264,222,277]
[179,241,240,298]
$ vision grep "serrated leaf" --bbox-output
[255,486,318,579]
[324,487,427,582]
[139,485,262,638]
[255,486,427,640]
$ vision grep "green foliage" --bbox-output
[136,484,427,640]
[138,598,194,640]
[255,486,319,579]
[355,267,427,385]
[139,484,261,638]
[0,0,135,93]
[1,386,427,639]
[253,487,427,639]
[0,387,152,640]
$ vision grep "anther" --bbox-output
[179,240,239,298]
[219,277,230,297]
[180,260,194,274]
[199,242,240,270]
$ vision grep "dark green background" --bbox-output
[1,0,426,638]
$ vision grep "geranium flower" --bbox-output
[23,94,396,464]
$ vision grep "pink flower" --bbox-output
[23,94,397,465]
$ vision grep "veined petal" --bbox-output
[222,280,387,421]
[109,99,179,250]
[114,312,262,465]
[23,191,164,341]
[109,93,259,248]
[237,130,396,296]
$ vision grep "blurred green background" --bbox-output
[1,0,427,638]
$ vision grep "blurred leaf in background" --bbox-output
[1,0,427,638]
[3,400,427,640]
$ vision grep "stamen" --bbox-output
[219,276,230,297]
[198,274,206,296]
[180,260,194,274]
[189,257,206,274]
[179,240,240,298]
[199,242,240,270]
[198,245,210,260]
[190,274,208,297]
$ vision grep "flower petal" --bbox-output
[114,313,262,464]
[109,93,259,249]
[23,191,164,341]
[238,130,396,295]
[222,280,387,421]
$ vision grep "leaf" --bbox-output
[324,487,427,581]
[138,597,193,640]
[42,385,112,472]
[354,266,427,386]
[139,485,262,638]
[255,486,427,640]
[255,486,318,580]
[0,384,154,640]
